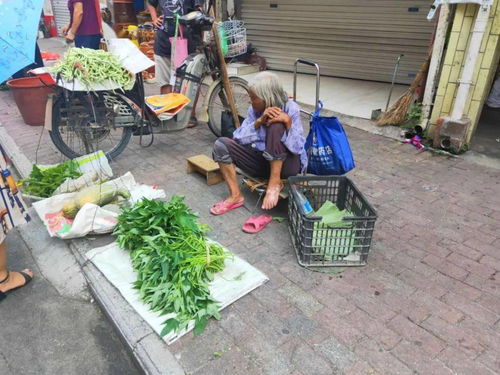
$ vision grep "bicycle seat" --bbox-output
[179,11,214,30]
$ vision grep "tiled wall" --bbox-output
[429,1,500,143]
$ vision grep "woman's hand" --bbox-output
[65,31,75,43]
[266,108,292,129]
[255,107,291,129]
[264,107,282,120]
[255,107,275,128]
[153,15,164,28]
[254,116,266,129]
[61,24,69,35]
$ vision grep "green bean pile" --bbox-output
[52,48,133,89]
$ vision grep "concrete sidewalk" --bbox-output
[1,66,500,373]
[0,226,140,374]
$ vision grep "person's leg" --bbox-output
[218,163,242,204]
[213,138,243,205]
[263,153,300,209]
[213,137,268,205]
[161,85,173,95]
[74,35,84,48]
[261,123,288,209]
[74,34,101,49]
[280,153,301,178]
[154,55,172,95]
[0,240,33,294]
[88,34,102,50]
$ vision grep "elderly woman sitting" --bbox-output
[211,72,307,217]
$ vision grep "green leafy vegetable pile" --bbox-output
[20,160,82,198]
[114,197,231,336]
[52,48,133,89]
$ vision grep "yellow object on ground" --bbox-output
[62,184,130,219]
[146,93,191,115]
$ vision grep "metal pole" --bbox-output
[293,58,320,113]
[385,54,404,112]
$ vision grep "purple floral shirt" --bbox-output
[233,100,308,171]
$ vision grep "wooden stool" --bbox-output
[186,155,223,186]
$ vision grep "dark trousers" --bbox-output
[75,34,101,49]
[213,123,301,179]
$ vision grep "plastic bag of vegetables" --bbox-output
[20,151,113,200]
[62,184,130,219]
[32,172,165,239]
[20,160,83,199]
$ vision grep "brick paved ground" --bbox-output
[1,88,499,375]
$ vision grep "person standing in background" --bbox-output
[62,0,102,49]
[147,0,203,94]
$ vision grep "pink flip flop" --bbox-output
[210,200,244,215]
[242,214,273,234]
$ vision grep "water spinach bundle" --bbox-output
[114,197,231,336]
[20,160,82,198]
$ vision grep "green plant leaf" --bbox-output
[161,318,179,336]
[273,216,287,223]
[194,316,208,336]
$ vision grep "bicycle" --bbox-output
[47,11,250,160]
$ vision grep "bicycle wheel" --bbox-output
[49,91,134,160]
[207,76,249,137]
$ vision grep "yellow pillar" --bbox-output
[429,1,500,144]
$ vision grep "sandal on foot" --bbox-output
[0,270,33,303]
[210,200,244,215]
[242,214,273,234]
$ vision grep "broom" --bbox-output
[377,50,432,126]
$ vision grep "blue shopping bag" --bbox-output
[305,102,355,175]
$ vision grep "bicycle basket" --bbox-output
[221,20,247,57]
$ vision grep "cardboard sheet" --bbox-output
[86,242,268,344]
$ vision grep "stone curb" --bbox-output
[0,125,185,375]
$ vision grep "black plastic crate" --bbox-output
[288,176,377,267]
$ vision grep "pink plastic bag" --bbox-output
[169,26,188,69]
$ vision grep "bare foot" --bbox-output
[0,269,33,293]
[262,183,281,210]
[224,195,244,205]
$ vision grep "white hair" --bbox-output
[249,71,288,108]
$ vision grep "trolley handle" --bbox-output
[293,58,320,114]
[295,58,318,68]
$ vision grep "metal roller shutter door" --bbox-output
[240,0,435,84]
[51,0,71,36]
